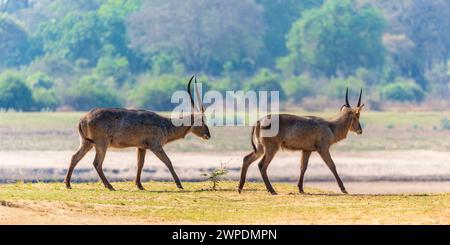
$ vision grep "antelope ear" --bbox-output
[355,104,365,113]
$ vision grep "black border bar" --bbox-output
[0,225,449,243]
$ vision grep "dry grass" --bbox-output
[0,181,449,224]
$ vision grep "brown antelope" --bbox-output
[64,76,210,191]
[238,89,364,195]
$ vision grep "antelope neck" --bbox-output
[166,115,194,142]
[329,111,353,143]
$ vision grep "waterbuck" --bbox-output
[64,76,210,191]
[238,89,364,195]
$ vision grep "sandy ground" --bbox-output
[308,181,450,194]
[0,201,152,225]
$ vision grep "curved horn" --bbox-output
[187,75,195,112]
[194,76,204,112]
[357,88,362,107]
[345,88,351,108]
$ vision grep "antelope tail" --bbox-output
[250,121,261,152]
[78,119,94,143]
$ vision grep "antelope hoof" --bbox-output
[65,183,72,189]
[137,185,145,191]
[269,191,278,195]
[299,190,305,194]
[107,185,116,191]
[341,189,348,194]
[177,184,184,190]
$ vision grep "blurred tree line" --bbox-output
[0,0,449,111]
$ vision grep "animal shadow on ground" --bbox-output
[141,188,261,193]
[87,187,260,194]
[66,184,435,197]
[289,192,433,197]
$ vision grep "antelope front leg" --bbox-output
[298,151,311,194]
[64,140,93,189]
[238,150,263,193]
[151,147,183,189]
[257,146,278,195]
[135,148,146,190]
[318,148,347,194]
[92,144,115,191]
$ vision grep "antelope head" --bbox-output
[341,88,365,135]
[187,75,211,140]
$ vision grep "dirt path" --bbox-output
[0,200,152,225]
[0,203,140,225]
[308,181,450,194]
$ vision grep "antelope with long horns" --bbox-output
[64,76,210,191]
[238,89,364,195]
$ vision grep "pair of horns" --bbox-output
[187,75,205,113]
[345,88,363,108]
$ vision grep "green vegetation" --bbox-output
[0,71,33,111]
[0,0,449,111]
[380,78,425,102]
[0,14,33,67]
[0,182,449,224]
[441,118,450,131]
[280,0,386,77]
[26,72,60,110]
[201,164,229,191]
[128,75,190,111]
[64,75,122,111]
